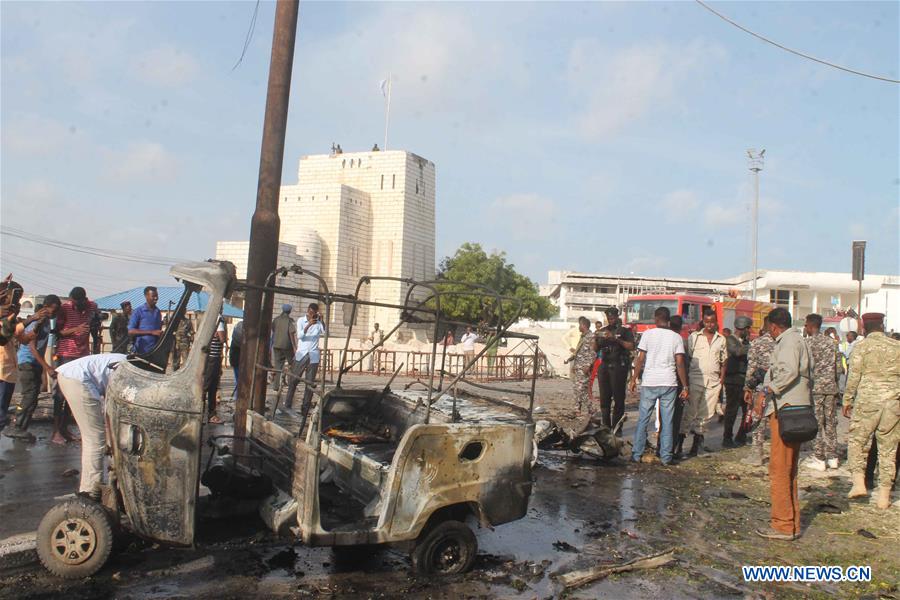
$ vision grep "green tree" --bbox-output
[435,243,556,323]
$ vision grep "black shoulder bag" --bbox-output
[772,374,818,444]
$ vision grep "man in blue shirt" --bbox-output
[283,303,324,431]
[128,286,162,354]
[5,295,61,441]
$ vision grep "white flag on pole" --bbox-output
[380,79,389,98]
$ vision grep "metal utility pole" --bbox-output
[852,240,866,317]
[235,0,300,437]
[747,149,765,300]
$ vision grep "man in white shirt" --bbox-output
[460,326,478,365]
[284,303,325,430]
[629,307,689,465]
[55,353,128,498]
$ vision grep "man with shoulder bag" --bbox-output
[754,307,817,541]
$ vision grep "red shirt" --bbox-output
[56,300,97,358]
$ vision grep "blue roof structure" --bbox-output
[94,286,243,318]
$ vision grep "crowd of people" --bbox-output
[568,305,899,540]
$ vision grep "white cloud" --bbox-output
[567,39,726,138]
[132,44,199,87]
[489,193,558,241]
[626,255,668,275]
[1,113,72,157]
[704,203,742,227]
[662,189,699,213]
[105,141,178,182]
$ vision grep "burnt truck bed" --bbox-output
[245,387,534,545]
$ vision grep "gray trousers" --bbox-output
[284,355,318,412]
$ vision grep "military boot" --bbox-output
[673,434,686,460]
[875,487,892,509]
[847,473,868,499]
[688,434,703,457]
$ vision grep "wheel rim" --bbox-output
[432,537,465,574]
[50,518,97,565]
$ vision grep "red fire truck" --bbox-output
[623,294,773,340]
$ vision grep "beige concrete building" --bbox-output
[217,149,436,337]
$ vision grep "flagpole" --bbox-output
[383,73,392,151]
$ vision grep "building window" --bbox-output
[770,289,795,306]
[358,159,362,168]
[392,174,396,189]
[380,174,384,190]
[342,159,346,168]
[415,181,419,194]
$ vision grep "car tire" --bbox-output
[411,520,477,575]
[36,497,114,579]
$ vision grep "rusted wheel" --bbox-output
[36,497,113,579]
[411,520,477,575]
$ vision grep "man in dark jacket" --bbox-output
[723,316,751,447]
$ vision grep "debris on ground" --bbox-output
[856,529,877,539]
[817,503,842,514]
[554,547,677,590]
[552,540,578,553]
[61,468,79,478]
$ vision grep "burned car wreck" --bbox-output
[35,261,540,578]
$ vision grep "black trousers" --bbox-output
[723,383,747,440]
[203,358,222,416]
[673,382,685,438]
[598,364,628,430]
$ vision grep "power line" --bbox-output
[1,226,188,266]
[695,0,900,84]
[232,0,261,71]
[1,250,163,286]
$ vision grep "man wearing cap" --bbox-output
[842,312,899,509]
[722,316,752,448]
[596,307,635,429]
[803,313,844,471]
[271,304,297,391]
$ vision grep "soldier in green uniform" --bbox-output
[172,315,195,371]
[565,317,595,415]
[742,317,776,466]
[842,313,900,509]
[803,313,844,471]
[109,301,132,354]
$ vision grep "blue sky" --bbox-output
[1,1,897,298]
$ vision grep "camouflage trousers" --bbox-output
[811,393,838,461]
[573,372,591,414]
[847,399,900,488]
[172,341,191,371]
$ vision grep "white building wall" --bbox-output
[214,240,312,318]
[275,149,436,338]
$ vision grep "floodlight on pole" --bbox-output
[747,148,765,301]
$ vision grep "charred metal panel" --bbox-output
[105,261,234,546]
[384,422,533,539]
[106,365,203,545]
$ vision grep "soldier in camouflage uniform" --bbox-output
[172,315,195,371]
[567,317,596,414]
[842,313,900,509]
[742,317,776,466]
[803,313,844,470]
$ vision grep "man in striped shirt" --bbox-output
[53,286,97,444]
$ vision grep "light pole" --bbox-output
[747,148,765,300]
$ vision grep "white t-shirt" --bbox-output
[460,332,478,352]
[56,353,128,398]
[637,328,684,387]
